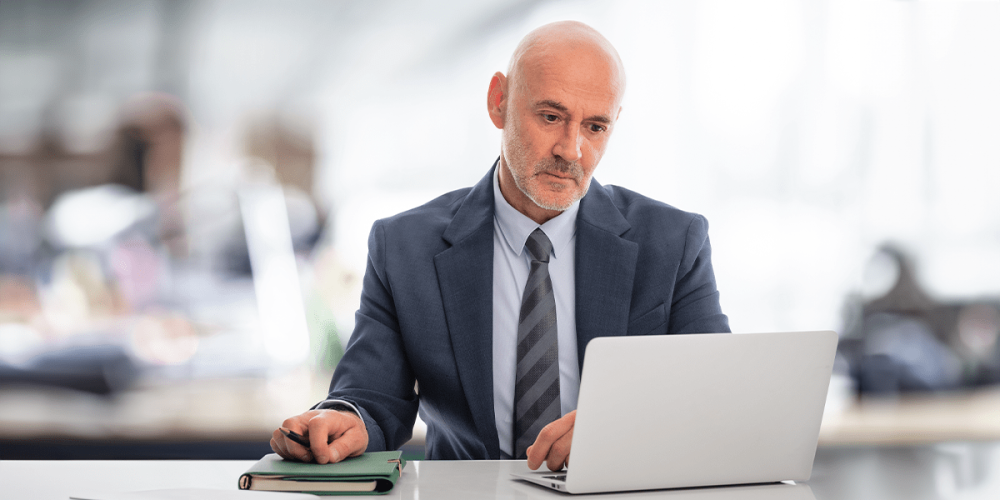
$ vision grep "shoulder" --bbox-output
[594,184,716,281]
[375,187,472,233]
[598,184,709,241]
[367,186,479,260]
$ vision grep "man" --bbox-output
[271,21,729,472]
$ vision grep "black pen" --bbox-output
[279,427,312,448]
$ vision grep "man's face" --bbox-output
[498,48,623,216]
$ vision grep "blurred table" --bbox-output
[5,368,1000,458]
[4,442,1000,500]
[0,374,308,459]
[819,387,1000,445]
[0,369,428,459]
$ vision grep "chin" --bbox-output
[531,191,582,212]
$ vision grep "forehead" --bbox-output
[515,46,623,118]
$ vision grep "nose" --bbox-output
[552,124,583,162]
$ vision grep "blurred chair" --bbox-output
[840,245,1000,394]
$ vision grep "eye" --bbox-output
[543,114,558,122]
[589,123,606,133]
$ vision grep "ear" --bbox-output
[487,72,507,129]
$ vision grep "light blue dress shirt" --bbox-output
[491,168,580,458]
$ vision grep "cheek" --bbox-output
[521,125,550,155]
[582,140,607,170]
[508,120,538,152]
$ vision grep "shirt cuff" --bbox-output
[315,399,363,420]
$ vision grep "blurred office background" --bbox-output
[1,0,999,459]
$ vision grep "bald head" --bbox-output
[486,21,626,224]
[506,21,626,107]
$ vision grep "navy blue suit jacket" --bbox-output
[322,163,730,460]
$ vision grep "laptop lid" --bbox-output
[515,330,838,494]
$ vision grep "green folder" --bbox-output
[239,451,405,495]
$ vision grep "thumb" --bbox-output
[327,427,368,463]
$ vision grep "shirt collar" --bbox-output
[493,166,579,259]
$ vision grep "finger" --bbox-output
[307,416,336,464]
[308,412,363,464]
[546,430,573,472]
[275,419,315,462]
[526,418,573,470]
[272,429,312,462]
[269,436,284,457]
[271,429,291,460]
[527,411,576,470]
[329,425,368,463]
[271,429,284,452]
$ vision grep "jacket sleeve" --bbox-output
[668,214,731,334]
[313,220,419,452]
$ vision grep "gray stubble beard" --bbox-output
[502,130,590,212]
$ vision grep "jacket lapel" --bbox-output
[434,167,499,458]
[575,180,638,368]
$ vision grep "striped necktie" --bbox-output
[513,228,560,459]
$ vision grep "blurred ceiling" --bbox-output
[0,0,543,153]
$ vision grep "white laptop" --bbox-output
[511,330,838,494]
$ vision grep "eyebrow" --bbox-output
[534,99,612,124]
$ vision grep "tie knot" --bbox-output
[525,228,552,263]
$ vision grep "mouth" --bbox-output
[539,171,576,182]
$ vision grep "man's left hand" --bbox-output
[526,410,576,471]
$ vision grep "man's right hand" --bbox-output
[270,409,369,464]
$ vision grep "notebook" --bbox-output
[511,330,838,494]
[239,451,404,495]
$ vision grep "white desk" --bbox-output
[0,459,810,500]
[4,443,1000,500]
